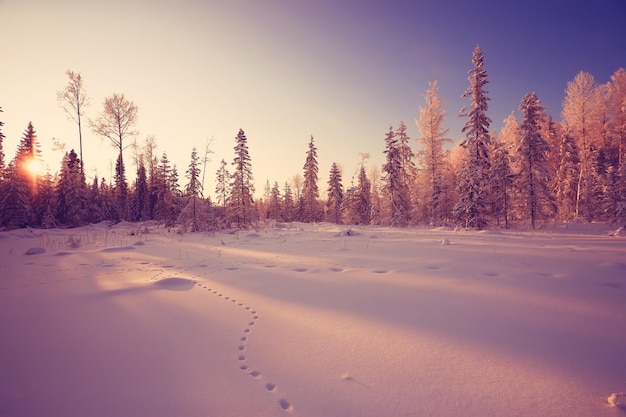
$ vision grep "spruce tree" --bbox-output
[268,181,282,221]
[229,129,256,228]
[382,125,410,226]
[326,162,343,224]
[489,136,515,229]
[302,135,320,222]
[179,147,203,232]
[516,92,556,229]
[132,155,150,221]
[56,150,87,227]
[282,181,295,222]
[35,170,58,229]
[455,46,492,229]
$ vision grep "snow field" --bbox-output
[0,222,625,416]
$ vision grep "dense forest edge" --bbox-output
[1,46,625,232]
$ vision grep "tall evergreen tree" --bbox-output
[35,170,58,229]
[326,162,343,224]
[489,136,515,229]
[282,181,295,222]
[56,149,86,227]
[179,147,203,232]
[267,181,282,221]
[455,46,492,229]
[302,135,320,222]
[416,81,452,225]
[131,155,150,221]
[382,125,410,226]
[516,92,556,229]
[229,129,256,228]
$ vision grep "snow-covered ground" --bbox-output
[1,222,624,417]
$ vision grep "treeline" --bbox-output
[1,46,625,231]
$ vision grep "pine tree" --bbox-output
[229,129,256,228]
[416,81,452,225]
[282,181,295,222]
[267,181,282,221]
[382,125,410,226]
[302,135,320,222]
[130,155,150,221]
[516,93,556,229]
[215,158,230,210]
[179,148,203,232]
[55,150,86,227]
[489,136,515,229]
[355,165,371,225]
[455,46,492,229]
[85,176,104,224]
[0,122,42,227]
[35,170,58,229]
[326,162,343,224]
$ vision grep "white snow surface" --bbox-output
[1,222,625,417]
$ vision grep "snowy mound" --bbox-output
[100,246,136,253]
[152,277,195,291]
[24,247,45,255]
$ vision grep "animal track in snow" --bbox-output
[191,278,293,413]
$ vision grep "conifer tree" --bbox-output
[35,170,58,229]
[302,135,320,222]
[416,81,452,225]
[326,162,343,224]
[229,129,256,228]
[489,136,515,229]
[86,176,104,224]
[131,155,150,221]
[267,181,282,221]
[282,181,295,222]
[455,46,492,229]
[215,159,230,210]
[516,92,556,229]
[56,149,87,227]
[382,125,410,226]
[354,165,371,225]
[179,147,203,232]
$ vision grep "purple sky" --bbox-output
[1,0,624,197]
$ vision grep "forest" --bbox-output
[1,46,625,232]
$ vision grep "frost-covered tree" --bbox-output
[90,93,138,220]
[489,136,515,229]
[562,71,603,221]
[302,135,320,222]
[326,162,343,224]
[85,176,105,224]
[609,68,626,167]
[229,129,256,228]
[57,70,89,174]
[455,46,492,229]
[416,81,452,225]
[554,133,581,221]
[516,92,556,229]
[382,125,410,226]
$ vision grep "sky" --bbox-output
[1,0,624,199]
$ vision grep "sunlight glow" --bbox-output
[25,159,43,177]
